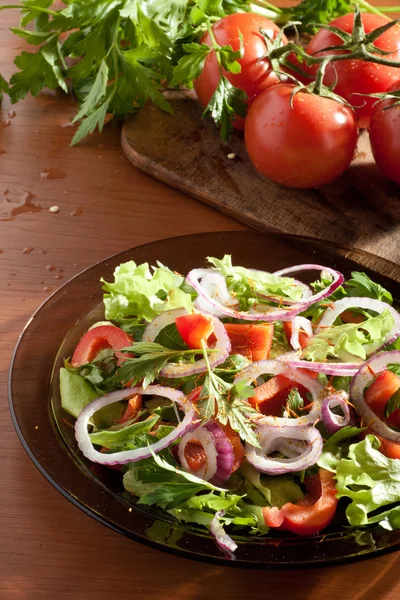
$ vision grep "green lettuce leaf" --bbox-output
[317,426,366,473]
[207,254,305,305]
[301,309,394,362]
[102,260,194,324]
[335,435,400,526]
[240,462,304,508]
[89,415,159,450]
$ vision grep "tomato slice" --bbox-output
[364,370,400,429]
[249,374,310,416]
[175,314,214,349]
[224,323,274,361]
[263,469,338,536]
[366,430,400,460]
[71,325,133,367]
[283,321,311,349]
[340,309,365,324]
[115,395,142,424]
[184,440,207,472]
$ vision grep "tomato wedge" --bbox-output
[175,314,214,349]
[71,325,133,367]
[365,370,400,429]
[263,469,338,536]
[184,440,207,472]
[223,323,274,361]
[115,395,142,424]
[283,321,311,349]
[366,431,400,460]
[249,374,310,416]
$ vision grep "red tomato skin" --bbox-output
[175,314,214,349]
[245,83,358,188]
[224,323,274,361]
[364,369,400,429]
[249,374,311,416]
[366,431,400,460]
[263,469,338,536]
[283,321,311,349]
[369,82,400,185]
[194,13,287,129]
[306,14,400,129]
[71,325,133,367]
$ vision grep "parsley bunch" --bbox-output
[1,0,398,143]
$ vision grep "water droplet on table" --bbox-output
[23,247,33,254]
[40,168,67,180]
[0,190,42,221]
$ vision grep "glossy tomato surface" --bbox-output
[194,12,287,130]
[244,83,358,189]
[306,13,400,128]
[369,82,400,185]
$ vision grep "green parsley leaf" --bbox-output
[90,415,160,450]
[0,73,8,102]
[385,388,400,419]
[202,75,247,141]
[72,59,108,123]
[171,42,212,87]
[71,101,108,146]
[282,388,304,418]
[154,323,188,350]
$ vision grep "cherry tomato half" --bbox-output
[194,12,287,130]
[245,83,358,188]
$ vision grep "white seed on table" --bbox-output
[227,153,236,159]
[49,206,60,213]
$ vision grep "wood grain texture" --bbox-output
[122,91,400,265]
[1,1,400,599]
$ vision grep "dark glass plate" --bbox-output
[8,232,400,568]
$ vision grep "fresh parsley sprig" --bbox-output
[114,341,216,388]
[198,340,260,447]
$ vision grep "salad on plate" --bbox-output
[59,256,400,556]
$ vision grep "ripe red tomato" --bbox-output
[306,13,400,129]
[244,83,358,188]
[194,12,287,130]
[364,369,400,429]
[369,82,400,185]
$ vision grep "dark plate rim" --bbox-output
[8,231,400,569]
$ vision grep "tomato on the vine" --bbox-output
[244,83,358,189]
[194,13,287,130]
[306,13,400,129]
[369,82,400,186]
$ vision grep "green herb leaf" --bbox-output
[202,76,247,142]
[73,59,108,123]
[154,323,188,350]
[385,389,400,419]
[345,272,393,305]
[171,42,212,87]
[90,415,159,449]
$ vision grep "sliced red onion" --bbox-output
[317,297,400,355]
[272,264,344,310]
[178,421,235,485]
[143,308,188,342]
[277,352,361,376]
[351,351,400,443]
[160,314,231,378]
[321,392,351,434]
[245,422,323,474]
[75,386,195,465]
[178,426,218,481]
[187,268,303,322]
[235,359,325,424]
[289,317,313,351]
[210,510,238,555]
[194,270,239,317]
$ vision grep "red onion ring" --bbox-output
[178,421,235,485]
[351,351,400,443]
[193,271,239,317]
[289,317,313,351]
[272,264,344,310]
[210,510,238,555]
[159,314,231,378]
[235,359,325,425]
[143,308,188,342]
[75,386,196,465]
[277,352,361,376]
[317,297,400,355]
[321,392,351,434]
[245,422,323,474]
[187,269,303,322]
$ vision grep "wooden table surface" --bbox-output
[1,2,399,599]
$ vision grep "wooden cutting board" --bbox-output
[121,90,400,266]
